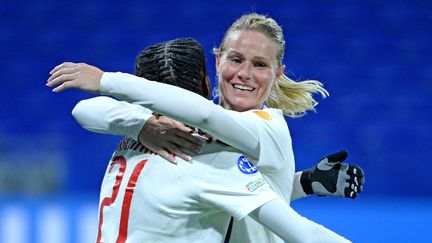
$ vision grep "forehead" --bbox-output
[224,30,278,62]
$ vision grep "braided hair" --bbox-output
[135,38,210,98]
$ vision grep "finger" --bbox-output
[49,62,78,75]
[173,129,203,145]
[175,152,192,162]
[351,183,359,193]
[173,132,203,150]
[48,64,78,82]
[160,130,202,153]
[157,116,193,133]
[165,144,196,161]
[52,81,75,92]
[49,62,69,75]
[356,166,365,184]
[140,143,177,164]
[348,165,363,177]
[347,164,365,185]
[318,160,342,172]
[160,152,177,164]
[47,72,79,88]
[170,120,193,133]
[346,164,358,176]
[346,168,358,186]
[159,140,193,161]
[162,142,188,159]
[356,183,362,193]
[355,180,363,193]
[356,176,364,193]
[324,150,348,163]
[152,146,177,164]
[47,66,78,84]
[346,174,363,195]
[344,185,357,199]
[345,191,358,199]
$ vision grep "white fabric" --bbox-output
[249,199,350,242]
[97,138,278,243]
[72,95,301,199]
[72,96,151,141]
[77,72,349,242]
[72,96,280,242]
[99,72,293,242]
[72,96,308,203]
[291,172,307,201]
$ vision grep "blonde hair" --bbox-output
[214,13,328,118]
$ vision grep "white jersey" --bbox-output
[72,72,350,242]
[99,72,296,243]
[95,135,278,243]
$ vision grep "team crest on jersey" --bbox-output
[237,155,258,174]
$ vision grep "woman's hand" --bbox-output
[300,150,365,199]
[47,62,103,93]
[139,115,203,164]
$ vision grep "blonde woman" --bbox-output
[48,13,362,243]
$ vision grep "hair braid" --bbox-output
[135,38,210,98]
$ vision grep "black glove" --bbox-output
[300,150,365,199]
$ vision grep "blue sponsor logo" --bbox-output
[237,155,258,174]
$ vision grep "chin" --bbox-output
[226,97,257,111]
[232,104,254,112]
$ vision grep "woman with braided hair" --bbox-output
[72,38,211,163]
[48,14,362,242]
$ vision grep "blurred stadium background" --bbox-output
[1,0,431,242]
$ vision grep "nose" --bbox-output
[237,63,251,80]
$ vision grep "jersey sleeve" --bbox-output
[100,72,262,159]
[72,96,152,141]
[251,109,293,170]
[249,198,351,242]
[290,171,308,201]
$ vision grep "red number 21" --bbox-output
[96,156,148,243]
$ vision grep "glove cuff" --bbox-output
[300,170,314,195]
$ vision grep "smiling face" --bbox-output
[216,30,285,112]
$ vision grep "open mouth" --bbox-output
[232,84,255,92]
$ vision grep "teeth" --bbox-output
[233,84,255,91]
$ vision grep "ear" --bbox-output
[276,64,285,79]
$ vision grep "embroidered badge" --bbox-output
[253,110,272,120]
[237,155,258,174]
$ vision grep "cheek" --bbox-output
[256,72,275,90]
[219,64,238,82]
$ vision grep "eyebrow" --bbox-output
[227,51,243,57]
[227,51,270,62]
